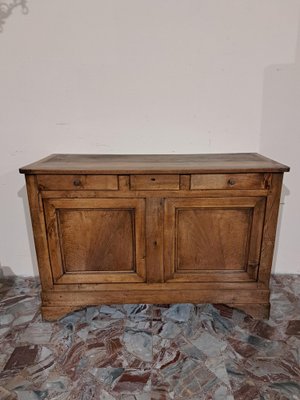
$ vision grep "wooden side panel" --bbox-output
[25,175,53,289]
[146,198,164,283]
[258,173,284,287]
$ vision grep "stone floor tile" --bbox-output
[0,275,299,398]
[4,345,38,371]
[286,320,300,336]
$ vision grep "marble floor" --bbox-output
[0,276,299,400]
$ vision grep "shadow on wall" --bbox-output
[0,0,28,33]
[0,263,16,299]
[18,185,39,277]
[0,263,15,277]
[260,13,300,272]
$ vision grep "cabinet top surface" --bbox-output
[20,153,290,174]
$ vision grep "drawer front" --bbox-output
[130,174,179,190]
[37,175,118,190]
[191,173,266,190]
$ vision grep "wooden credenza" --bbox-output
[20,153,289,320]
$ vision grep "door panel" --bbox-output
[58,209,134,272]
[164,197,266,282]
[44,198,146,284]
[177,208,251,270]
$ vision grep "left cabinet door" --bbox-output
[43,198,146,284]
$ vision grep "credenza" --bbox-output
[20,153,289,320]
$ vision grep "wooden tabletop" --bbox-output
[19,153,290,174]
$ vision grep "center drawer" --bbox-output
[191,173,266,190]
[130,174,179,190]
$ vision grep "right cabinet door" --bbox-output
[164,197,266,283]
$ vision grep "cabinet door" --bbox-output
[44,198,146,284]
[164,197,266,282]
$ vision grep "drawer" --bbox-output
[191,173,266,190]
[37,175,118,191]
[130,175,179,190]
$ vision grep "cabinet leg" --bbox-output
[227,303,270,319]
[41,306,84,321]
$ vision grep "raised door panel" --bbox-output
[44,198,146,284]
[58,209,134,272]
[164,197,266,282]
[177,208,250,270]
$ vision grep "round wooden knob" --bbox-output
[228,178,236,186]
[73,179,81,186]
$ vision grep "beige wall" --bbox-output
[260,16,300,274]
[0,0,299,275]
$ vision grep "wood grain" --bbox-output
[176,208,251,270]
[58,209,134,272]
[20,153,290,175]
[179,175,190,190]
[164,197,266,282]
[21,153,289,321]
[25,175,53,289]
[37,174,118,190]
[146,198,164,283]
[41,288,270,310]
[41,301,270,321]
[130,174,179,190]
[43,198,146,284]
[40,189,269,199]
[226,303,270,319]
[258,173,284,287]
[191,173,265,190]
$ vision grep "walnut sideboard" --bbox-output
[20,153,289,320]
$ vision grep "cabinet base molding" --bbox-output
[41,288,270,320]
[41,303,270,322]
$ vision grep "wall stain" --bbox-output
[0,0,28,33]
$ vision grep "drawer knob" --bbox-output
[227,178,236,186]
[151,177,156,181]
[73,179,81,186]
